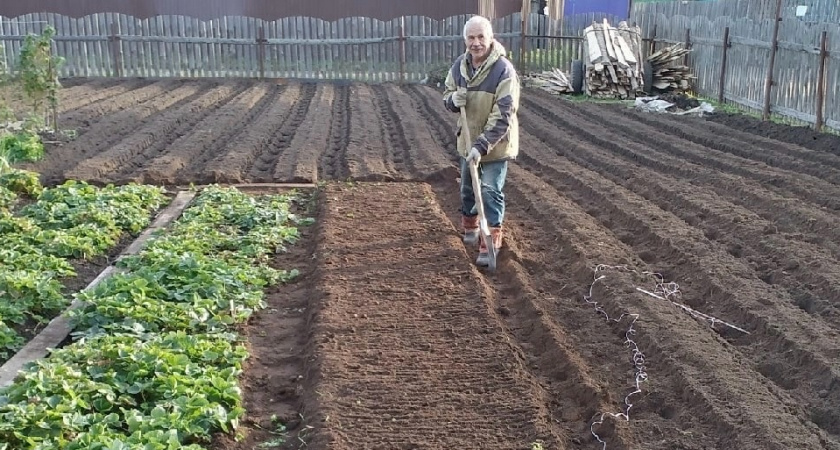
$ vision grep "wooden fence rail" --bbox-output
[634,0,839,133]
[0,12,623,82]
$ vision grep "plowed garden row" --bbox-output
[23,78,840,449]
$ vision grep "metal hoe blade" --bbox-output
[469,159,497,271]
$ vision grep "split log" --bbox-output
[581,19,644,99]
[646,44,696,93]
[526,68,573,94]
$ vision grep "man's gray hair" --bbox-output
[463,15,494,40]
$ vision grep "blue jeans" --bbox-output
[460,157,508,227]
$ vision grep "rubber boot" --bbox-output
[476,226,503,266]
[462,214,479,245]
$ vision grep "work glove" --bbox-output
[466,147,481,164]
[452,89,467,108]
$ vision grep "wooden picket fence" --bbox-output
[0,12,624,82]
[633,0,839,132]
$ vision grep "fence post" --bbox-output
[815,30,828,132]
[256,26,266,79]
[519,0,530,71]
[683,27,691,67]
[718,26,730,103]
[399,17,406,82]
[762,0,783,121]
[108,22,123,77]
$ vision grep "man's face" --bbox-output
[465,24,491,61]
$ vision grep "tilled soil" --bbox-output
[27,78,840,449]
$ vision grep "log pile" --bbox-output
[581,19,645,99]
[647,44,696,93]
[525,68,573,94]
[525,20,697,98]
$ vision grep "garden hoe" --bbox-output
[459,90,497,271]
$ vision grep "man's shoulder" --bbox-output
[451,54,466,66]
[490,55,518,81]
[495,55,517,73]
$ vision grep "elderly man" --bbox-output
[443,15,520,267]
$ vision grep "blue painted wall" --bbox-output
[565,0,630,18]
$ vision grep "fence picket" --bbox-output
[6,8,833,131]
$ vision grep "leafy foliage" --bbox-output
[0,132,44,164]
[0,168,43,197]
[0,133,45,183]
[0,185,14,210]
[0,180,167,359]
[0,332,242,449]
[0,185,314,449]
[16,26,64,130]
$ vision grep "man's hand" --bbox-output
[452,89,467,108]
[466,147,481,164]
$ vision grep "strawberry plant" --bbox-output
[0,332,243,449]
[0,132,44,165]
[0,168,42,197]
[0,185,314,449]
[0,179,168,359]
[0,133,45,190]
[0,185,14,210]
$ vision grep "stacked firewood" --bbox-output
[581,19,645,99]
[647,44,696,92]
[525,68,572,94]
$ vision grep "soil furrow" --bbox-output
[200,83,297,184]
[261,83,319,182]
[273,83,333,183]
[305,183,545,448]
[521,104,840,327]
[185,84,299,184]
[407,85,460,165]
[242,83,316,182]
[178,83,281,183]
[57,78,151,115]
[525,94,840,211]
[604,103,840,181]
[35,81,209,184]
[513,130,840,446]
[317,83,351,181]
[520,115,840,440]
[63,81,241,183]
[57,77,96,88]
[343,84,395,181]
[505,167,765,450]
[379,84,455,181]
[428,180,639,449]
[59,80,193,131]
[134,83,273,185]
[111,81,250,183]
[370,84,413,179]
[520,97,840,255]
[705,112,840,155]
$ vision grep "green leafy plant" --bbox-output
[0,132,44,163]
[0,168,43,197]
[0,179,167,359]
[0,185,15,210]
[16,26,64,131]
[0,185,314,449]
